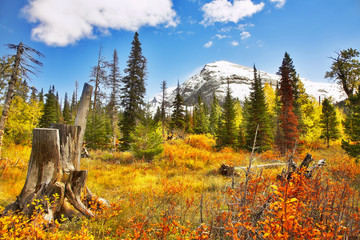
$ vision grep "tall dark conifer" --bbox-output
[171,81,185,130]
[62,92,72,124]
[216,82,236,147]
[244,66,273,151]
[120,32,147,150]
[276,52,299,154]
[209,94,221,135]
[320,98,339,148]
[107,49,122,149]
[39,86,59,127]
[342,87,360,159]
[193,96,209,134]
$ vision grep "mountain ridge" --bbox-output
[151,61,346,111]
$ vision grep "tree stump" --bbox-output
[2,83,107,221]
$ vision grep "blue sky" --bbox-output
[1,0,359,101]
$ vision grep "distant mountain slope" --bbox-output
[151,61,346,110]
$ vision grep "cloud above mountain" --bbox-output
[269,0,286,8]
[201,0,265,25]
[22,0,178,46]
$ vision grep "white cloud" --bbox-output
[237,23,254,31]
[240,31,251,39]
[204,41,213,48]
[269,0,286,8]
[201,0,265,25]
[215,34,228,39]
[230,40,239,46]
[22,0,179,46]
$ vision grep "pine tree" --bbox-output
[62,92,72,124]
[320,98,340,148]
[171,81,185,130]
[130,105,163,161]
[161,80,167,137]
[276,52,299,154]
[216,82,237,147]
[341,87,360,159]
[209,94,221,135]
[38,88,44,104]
[184,107,193,134]
[85,106,111,150]
[193,95,209,134]
[120,32,147,150]
[39,86,60,128]
[107,49,122,149]
[244,66,273,151]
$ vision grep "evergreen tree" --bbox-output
[120,32,147,150]
[62,92,72,124]
[39,86,60,127]
[70,91,77,120]
[184,107,193,134]
[209,94,221,135]
[107,49,122,149]
[130,105,163,161]
[341,87,360,160]
[320,98,340,148]
[244,66,273,151]
[193,95,209,134]
[170,81,185,130]
[216,82,237,147]
[38,88,44,104]
[161,80,167,137]
[276,52,299,154]
[30,86,38,102]
[153,106,162,126]
[85,106,112,149]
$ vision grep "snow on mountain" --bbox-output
[150,61,346,112]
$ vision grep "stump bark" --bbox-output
[2,83,106,221]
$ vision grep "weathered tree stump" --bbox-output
[2,83,107,221]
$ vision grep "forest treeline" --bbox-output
[0,34,359,160]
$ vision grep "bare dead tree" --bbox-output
[0,42,44,157]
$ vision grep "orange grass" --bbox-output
[1,135,359,239]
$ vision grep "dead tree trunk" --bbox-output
[74,83,93,170]
[2,84,106,221]
[278,153,326,180]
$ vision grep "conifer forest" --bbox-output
[1,34,360,239]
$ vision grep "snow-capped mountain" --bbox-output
[151,61,346,111]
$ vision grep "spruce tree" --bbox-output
[193,95,209,134]
[39,86,59,127]
[244,66,273,151]
[341,87,360,160]
[170,81,185,130]
[160,80,167,137]
[320,98,340,148]
[85,106,111,150]
[216,82,236,147]
[276,52,299,154]
[184,107,193,134]
[107,49,122,149]
[120,32,147,150]
[209,94,221,135]
[62,92,72,124]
